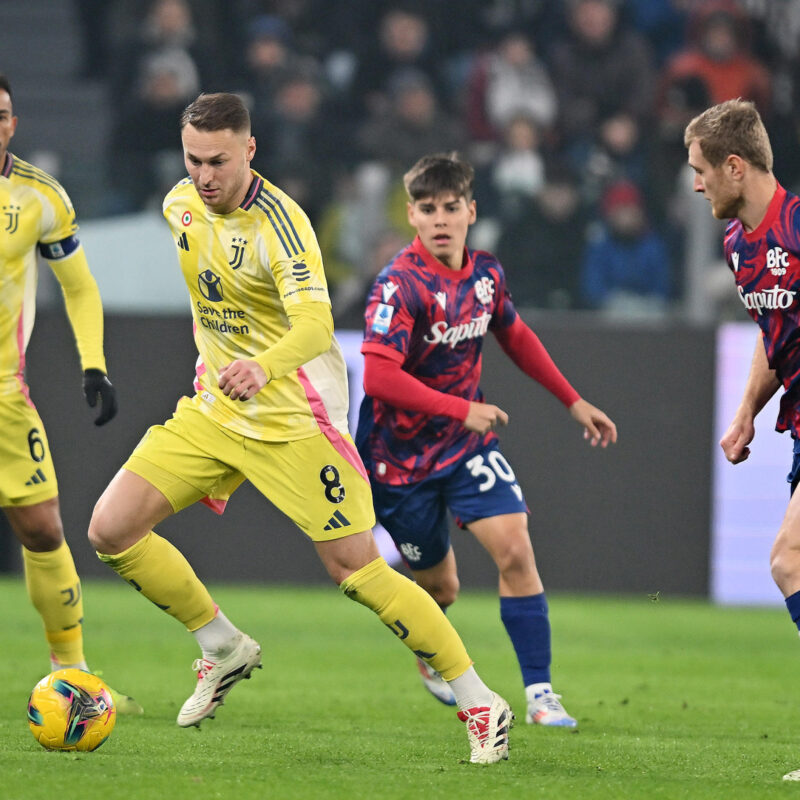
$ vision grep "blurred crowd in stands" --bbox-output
[71,0,800,320]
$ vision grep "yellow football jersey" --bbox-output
[0,153,106,396]
[163,171,350,442]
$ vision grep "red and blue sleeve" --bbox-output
[493,317,580,407]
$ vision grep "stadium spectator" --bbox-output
[88,93,514,766]
[463,29,557,145]
[250,64,348,223]
[358,68,467,172]
[471,114,548,252]
[331,227,410,330]
[108,0,215,110]
[355,151,617,727]
[238,14,302,123]
[548,0,656,171]
[576,109,653,211]
[0,74,140,713]
[658,3,771,119]
[495,163,590,310]
[109,49,200,211]
[580,179,671,315]
[625,0,689,66]
[684,99,800,782]
[348,5,447,117]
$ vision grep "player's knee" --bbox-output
[7,504,64,552]
[426,576,459,608]
[17,523,63,552]
[769,534,800,590]
[87,498,122,554]
[770,544,793,589]
[494,536,534,578]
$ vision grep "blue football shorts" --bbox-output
[370,439,528,570]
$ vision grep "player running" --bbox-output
[355,152,617,727]
[0,74,140,713]
[685,99,800,782]
[88,92,512,765]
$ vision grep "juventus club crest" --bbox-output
[3,203,20,233]
[228,237,247,270]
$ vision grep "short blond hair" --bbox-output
[684,98,772,172]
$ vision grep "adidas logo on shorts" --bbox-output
[323,510,351,531]
[25,468,47,486]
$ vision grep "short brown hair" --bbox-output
[180,92,250,134]
[684,99,773,172]
[0,74,12,103]
[403,152,474,202]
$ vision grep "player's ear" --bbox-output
[467,199,477,224]
[246,135,256,163]
[406,201,417,227]
[726,153,746,180]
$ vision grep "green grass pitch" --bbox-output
[1,576,799,799]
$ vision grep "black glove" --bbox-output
[82,369,118,426]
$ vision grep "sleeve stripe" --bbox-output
[255,197,296,257]
[12,162,73,215]
[260,188,304,252]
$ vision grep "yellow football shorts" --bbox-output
[124,395,376,541]
[0,390,59,506]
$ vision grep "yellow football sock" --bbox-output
[97,531,216,631]
[23,540,85,666]
[340,557,471,681]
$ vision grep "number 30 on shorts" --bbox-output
[319,464,346,504]
[465,451,516,492]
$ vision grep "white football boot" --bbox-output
[525,683,577,727]
[177,633,262,727]
[457,692,514,764]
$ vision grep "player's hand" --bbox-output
[719,416,755,464]
[463,402,508,435]
[82,369,118,426]
[218,359,269,401]
[569,398,617,448]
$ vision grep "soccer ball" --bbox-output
[27,668,116,751]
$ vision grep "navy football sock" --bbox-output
[785,590,800,632]
[500,592,551,687]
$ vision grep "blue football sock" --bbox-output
[500,592,551,687]
[785,590,800,632]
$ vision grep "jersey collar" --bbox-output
[743,182,785,242]
[1,152,12,178]
[239,173,264,210]
[410,235,474,280]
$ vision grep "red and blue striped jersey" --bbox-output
[724,183,800,436]
[357,236,518,485]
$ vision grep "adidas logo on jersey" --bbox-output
[177,232,189,250]
[323,510,351,531]
[25,468,47,486]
